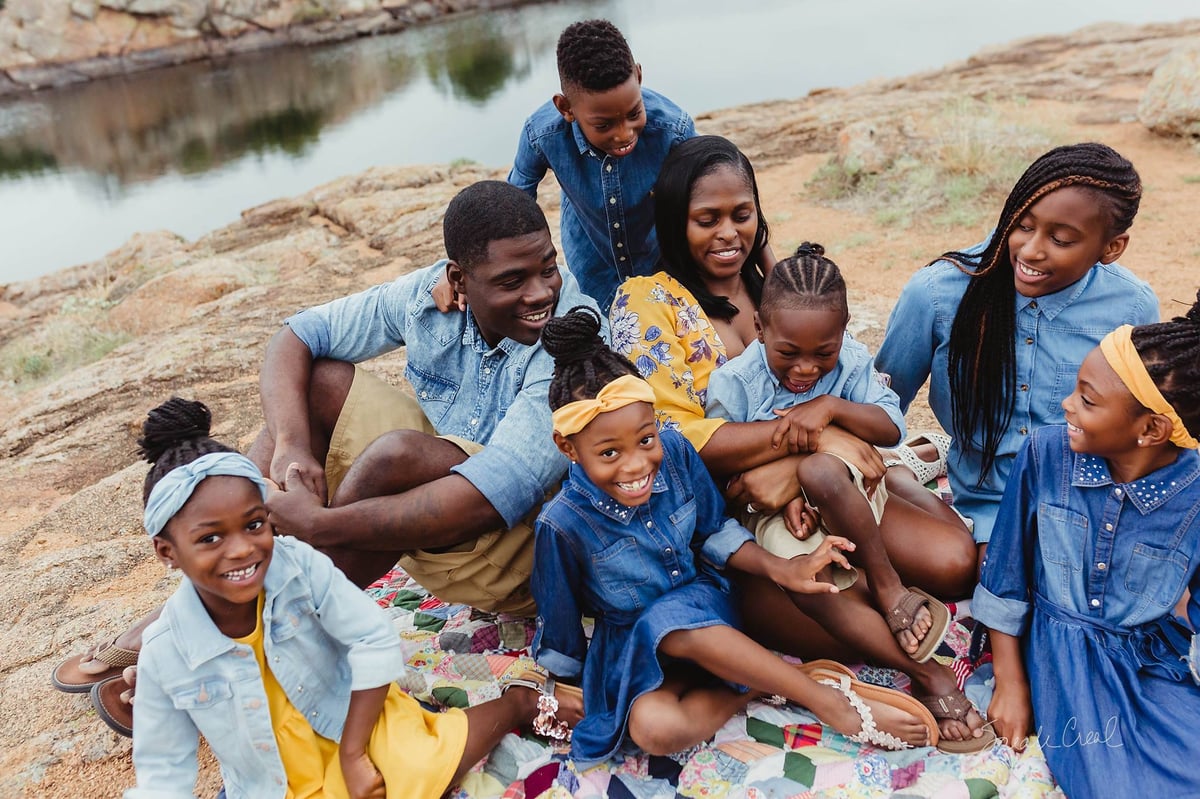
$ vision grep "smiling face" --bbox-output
[448,229,562,347]
[555,401,662,506]
[553,68,646,158]
[1007,185,1129,298]
[757,307,847,394]
[1061,347,1146,458]
[152,475,273,635]
[685,164,759,285]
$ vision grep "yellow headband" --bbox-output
[552,374,657,437]
[1100,325,1198,450]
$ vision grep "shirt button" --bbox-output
[470,418,478,426]
[246,699,262,709]
[606,164,613,172]
[1097,562,1107,570]
[257,743,272,752]
[1030,301,1038,309]
[646,521,653,528]
[619,256,627,262]
[617,242,624,248]
[1104,523,1113,531]
[671,570,679,577]
[613,222,620,229]
[665,547,672,554]
[296,685,303,693]
[483,367,490,374]
[1090,599,1100,608]
[420,391,429,399]
[1019,427,1028,435]
[1114,488,1123,498]
[1025,337,1034,345]
[609,196,616,204]
[1020,384,1029,392]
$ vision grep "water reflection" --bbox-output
[0,13,535,190]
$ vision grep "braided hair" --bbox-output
[760,242,848,322]
[655,136,770,321]
[942,143,1142,484]
[557,19,636,92]
[1131,289,1200,441]
[138,397,236,506]
[542,306,640,410]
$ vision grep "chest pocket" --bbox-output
[1036,502,1088,606]
[1125,542,1189,612]
[1048,362,1082,421]
[668,499,698,546]
[591,535,650,608]
[407,366,459,427]
[269,598,311,643]
[171,678,234,710]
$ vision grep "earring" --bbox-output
[1137,438,1144,446]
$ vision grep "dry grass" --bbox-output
[0,292,130,387]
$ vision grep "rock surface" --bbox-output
[1139,41,1200,137]
[2,18,1200,799]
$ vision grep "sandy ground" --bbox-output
[3,33,1199,799]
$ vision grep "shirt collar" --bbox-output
[1015,267,1095,321]
[568,461,669,523]
[461,311,520,356]
[570,120,601,158]
[1071,448,1200,513]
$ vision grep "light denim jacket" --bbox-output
[508,88,695,311]
[285,260,604,528]
[874,247,1158,542]
[126,536,405,799]
[705,335,905,443]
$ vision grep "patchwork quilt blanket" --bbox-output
[364,568,1065,799]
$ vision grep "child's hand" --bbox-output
[341,750,386,799]
[988,679,1033,752]
[813,426,886,497]
[771,397,834,453]
[431,272,467,313]
[771,535,855,594]
[782,496,820,540]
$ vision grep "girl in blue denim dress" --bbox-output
[532,307,942,764]
[125,398,581,799]
[972,296,1200,797]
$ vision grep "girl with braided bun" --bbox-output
[125,398,582,799]
[972,291,1200,795]
[532,306,940,764]
[876,143,1159,571]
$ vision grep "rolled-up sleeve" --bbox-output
[531,514,587,679]
[705,363,754,424]
[507,121,548,198]
[840,337,905,444]
[972,433,1043,636]
[295,538,405,690]
[285,265,434,363]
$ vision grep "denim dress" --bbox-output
[973,426,1200,797]
[532,429,754,763]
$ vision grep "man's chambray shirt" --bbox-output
[705,335,906,443]
[875,245,1157,542]
[285,260,603,528]
[508,87,695,311]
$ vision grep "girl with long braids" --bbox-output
[532,306,940,764]
[124,398,583,799]
[876,143,1159,568]
[972,291,1200,795]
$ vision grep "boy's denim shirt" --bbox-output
[508,87,695,311]
[705,334,906,443]
[285,260,604,528]
[531,428,752,679]
[874,245,1158,543]
[973,426,1200,685]
[127,536,405,799]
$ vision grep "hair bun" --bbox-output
[1182,288,1200,326]
[541,305,604,365]
[138,397,213,464]
[794,242,825,258]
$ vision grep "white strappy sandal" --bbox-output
[819,674,912,751]
[884,431,951,486]
[502,670,581,743]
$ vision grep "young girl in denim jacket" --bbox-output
[125,398,581,799]
[875,143,1159,569]
[972,294,1200,797]
[531,307,941,764]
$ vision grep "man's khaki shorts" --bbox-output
[325,366,538,616]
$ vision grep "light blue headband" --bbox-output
[144,451,270,537]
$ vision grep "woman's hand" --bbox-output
[987,677,1033,752]
[768,535,855,594]
[340,750,386,799]
[726,456,804,513]
[782,496,820,540]
[431,272,467,312]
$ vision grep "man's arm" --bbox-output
[260,327,325,498]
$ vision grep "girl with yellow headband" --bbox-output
[531,307,942,764]
[972,291,1200,798]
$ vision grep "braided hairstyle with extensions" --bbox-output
[138,397,236,505]
[542,306,640,410]
[556,19,636,92]
[760,242,848,321]
[1130,289,1200,440]
[941,142,1142,484]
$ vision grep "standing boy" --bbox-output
[509,19,696,311]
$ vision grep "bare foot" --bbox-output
[823,683,930,748]
[880,588,933,655]
[118,665,137,708]
[911,665,986,742]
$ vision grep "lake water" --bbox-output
[0,0,1192,284]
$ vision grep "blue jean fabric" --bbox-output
[532,428,753,762]
[508,88,694,311]
[875,248,1158,542]
[973,426,1200,796]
